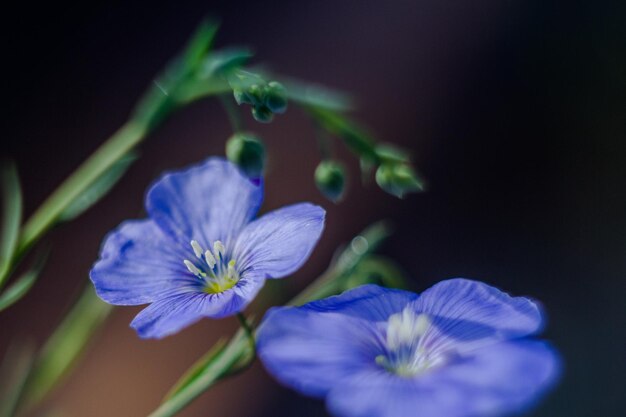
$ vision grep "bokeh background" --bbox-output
[2,0,625,416]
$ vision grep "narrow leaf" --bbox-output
[226,69,266,91]
[0,267,40,312]
[21,285,112,407]
[283,77,353,112]
[149,329,251,417]
[181,19,220,74]
[306,107,379,162]
[200,48,254,78]
[341,255,410,291]
[58,153,137,222]
[163,338,227,400]
[0,341,35,417]
[0,161,22,288]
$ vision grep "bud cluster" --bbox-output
[233,81,288,123]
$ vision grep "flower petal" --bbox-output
[233,203,325,279]
[413,278,544,354]
[326,340,561,417]
[257,305,385,397]
[131,275,265,338]
[146,158,263,246]
[303,284,418,321]
[90,220,197,305]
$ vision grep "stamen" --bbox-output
[190,240,204,258]
[378,309,437,377]
[227,260,236,279]
[387,309,430,350]
[181,240,240,293]
[213,241,225,260]
[184,260,203,277]
[204,250,216,269]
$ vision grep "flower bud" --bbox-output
[226,133,266,178]
[251,105,274,123]
[233,88,253,105]
[375,163,424,198]
[265,81,288,114]
[315,160,347,202]
[247,84,265,106]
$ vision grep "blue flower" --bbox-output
[257,279,561,417]
[90,158,325,339]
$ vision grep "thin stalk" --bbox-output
[236,313,255,355]
[18,121,149,254]
[219,95,243,133]
[147,330,247,417]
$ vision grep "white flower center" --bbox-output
[183,240,240,293]
[376,308,443,377]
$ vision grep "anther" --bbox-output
[190,240,204,258]
[227,259,236,279]
[213,241,225,260]
[184,260,203,277]
[204,250,216,269]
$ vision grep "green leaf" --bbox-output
[200,47,254,78]
[21,285,112,408]
[0,341,35,417]
[163,338,228,400]
[375,143,411,163]
[288,220,393,306]
[0,161,22,288]
[342,255,410,291]
[58,153,137,222]
[180,19,220,74]
[226,69,266,91]
[306,107,379,162]
[148,328,251,417]
[0,263,41,312]
[283,77,353,112]
[375,162,425,198]
[132,20,220,128]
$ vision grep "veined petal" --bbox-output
[131,275,265,339]
[233,203,325,279]
[326,340,561,417]
[146,158,263,246]
[257,305,385,397]
[90,220,197,305]
[303,284,418,321]
[412,278,544,354]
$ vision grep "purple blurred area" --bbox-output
[2,0,625,416]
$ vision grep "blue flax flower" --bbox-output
[257,279,560,417]
[90,158,325,339]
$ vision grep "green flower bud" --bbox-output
[251,105,274,123]
[315,160,347,202]
[233,88,253,105]
[225,133,266,178]
[375,143,410,163]
[375,163,424,198]
[247,84,265,106]
[265,81,288,114]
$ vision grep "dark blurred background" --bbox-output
[2,0,625,416]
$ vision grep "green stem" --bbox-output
[18,121,150,255]
[236,313,255,354]
[219,95,243,133]
[147,330,247,417]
